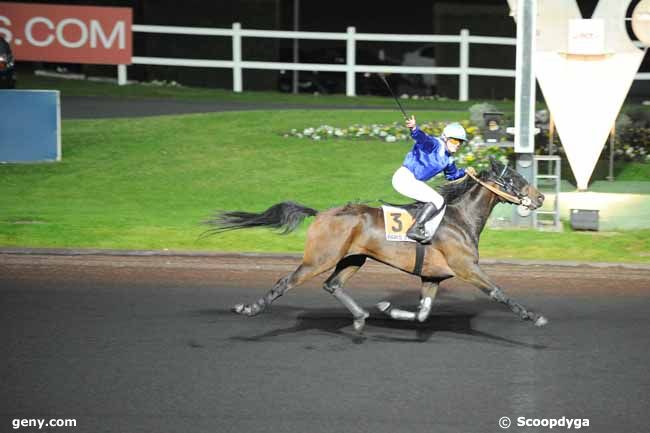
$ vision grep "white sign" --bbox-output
[531,0,645,190]
[568,19,606,55]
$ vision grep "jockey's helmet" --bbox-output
[442,123,467,142]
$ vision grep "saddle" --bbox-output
[380,201,446,242]
[379,200,425,213]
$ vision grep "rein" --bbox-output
[465,170,530,206]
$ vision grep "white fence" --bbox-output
[116,23,650,100]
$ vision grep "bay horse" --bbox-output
[205,157,547,332]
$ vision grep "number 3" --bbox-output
[390,213,403,232]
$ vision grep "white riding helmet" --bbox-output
[442,122,467,142]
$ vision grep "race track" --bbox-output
[1,252,649,433]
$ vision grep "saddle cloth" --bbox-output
[381,204,446,242]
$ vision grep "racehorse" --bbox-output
[204,157,548,332]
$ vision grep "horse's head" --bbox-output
[485,156,544,210]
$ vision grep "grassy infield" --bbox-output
[1,76,649,263]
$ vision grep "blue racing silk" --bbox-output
[402,127,465,181]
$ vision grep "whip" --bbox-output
[378,73,409,120]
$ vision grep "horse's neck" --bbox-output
[455,182,501,239]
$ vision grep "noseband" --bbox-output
[465,169,532,207]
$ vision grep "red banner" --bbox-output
[0,2,132,64]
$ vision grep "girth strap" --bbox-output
[413,242,426,275]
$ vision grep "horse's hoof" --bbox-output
[353,312,370,333]
[232,304,258,316]
[376,301,392,314]
[534,316,548,327]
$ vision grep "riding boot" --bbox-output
[407,202,440,243]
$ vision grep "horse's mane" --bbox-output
[436,170,490,205]
[371,169,492,213]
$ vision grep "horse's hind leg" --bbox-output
[377,278,440,322]
[233,212,360,317]
[233,263,321,316]
[322,255,369,332]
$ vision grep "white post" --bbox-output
[232,22,243,93]
[459,29,470,101]
[513,0,537,227]
[514,0,536,154]
[292,0,300,94]
[346,26,356,97]
[117,65,127,86]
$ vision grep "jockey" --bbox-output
[392,116,476,242]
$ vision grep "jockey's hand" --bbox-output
[405,115,416,130]
[465,166,477,177]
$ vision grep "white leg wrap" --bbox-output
[377,298,433,322]
[417,297,433,322]
[390,309,416,321]
[332,288,368,319]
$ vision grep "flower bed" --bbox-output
[284,120,513,171]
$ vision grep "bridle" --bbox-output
[465,167,533,207]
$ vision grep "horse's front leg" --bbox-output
[453,260,548,327]
[377,278,439,322]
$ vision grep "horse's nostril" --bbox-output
[538,193,545,202]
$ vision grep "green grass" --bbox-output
[1,109,650,263]
[0,110,459,250]
[616,162,650,181]
[479,228,650,263]
[561,180,650,194]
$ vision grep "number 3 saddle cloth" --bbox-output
[381,204,446,242]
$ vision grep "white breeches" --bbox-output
[392,166,445,208]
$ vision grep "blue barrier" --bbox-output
[0,90,61,162]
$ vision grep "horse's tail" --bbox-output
[201,201,319,237]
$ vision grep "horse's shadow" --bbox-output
[195,292,547,350]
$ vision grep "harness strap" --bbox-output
[465,171,522,205]
[413,242,426,275]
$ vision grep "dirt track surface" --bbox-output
[2,252,649,433]
[2,252,649,296]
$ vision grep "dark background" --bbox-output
[6,0,650,99]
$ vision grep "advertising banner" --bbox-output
[0,2,132,64]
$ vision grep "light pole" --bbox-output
[607,125,615,182]
[292,0,300,94]
[512,0,537,227]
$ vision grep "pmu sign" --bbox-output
[0,2,132,64]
